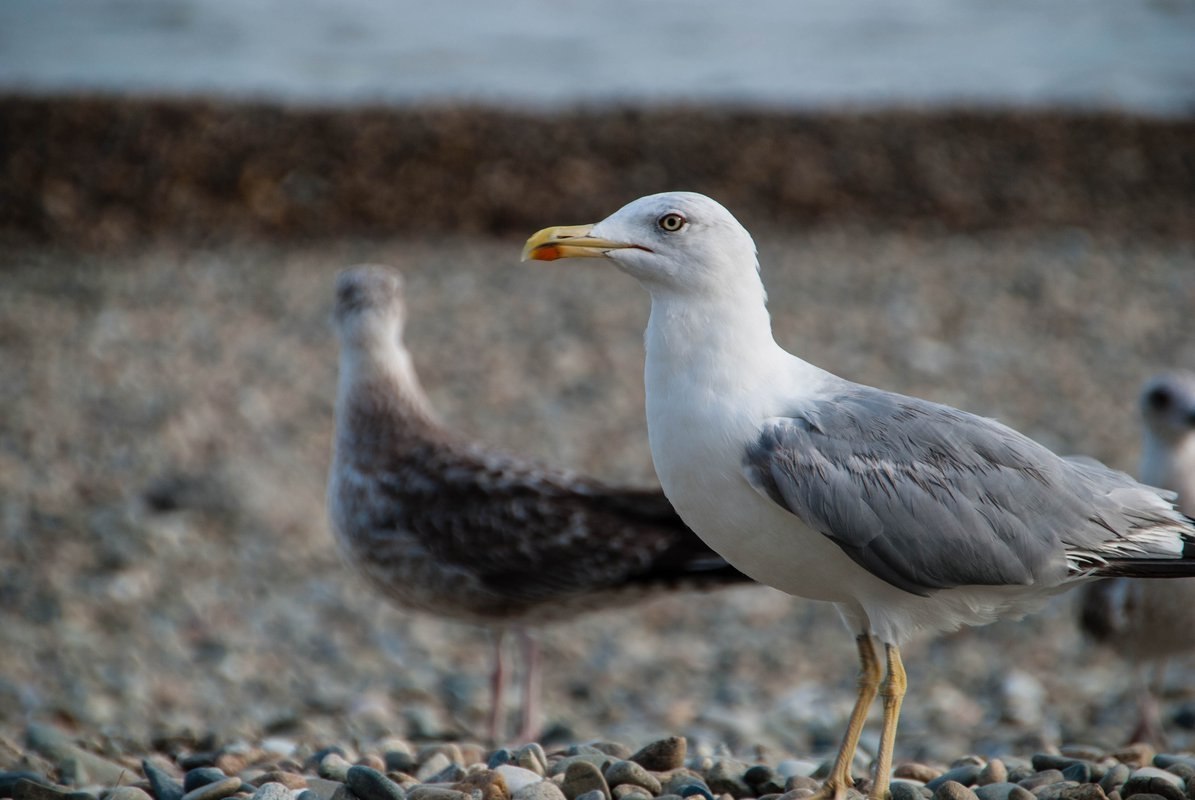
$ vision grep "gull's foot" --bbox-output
[809,780,869,800]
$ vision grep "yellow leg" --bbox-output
[869,644,907,800]
[813,635,883,800]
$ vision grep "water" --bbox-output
[2,0,1194,115]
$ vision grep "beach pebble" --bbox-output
[602,763,659,796]
[974,783,1034,800]
[511,783,565,800]
[979,762,1008,787]
[934,782,979,800]
[560,763,609,800]
[1032,783,1079,800]
[180,777,242,800]
[249,784,291,800]
[346,767,406,800]
[494,766,543,795]
[414,756,453,785]
[453,770,510,800]
[705,762,750,799]
[928,767,982,791]
[898,766,944,784]
[14,781,69,800]
[1101,766,1132,796]
[891,782,927,800]
[1019,772,1065,791]
[630,740,686,773]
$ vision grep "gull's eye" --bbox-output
[658,212,687,233]
[1146,387,1171,412]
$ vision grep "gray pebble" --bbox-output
[297,791,321,800]
[706,760,751,799]
[183,771,228,794]
[488,752,515,770]
[1130,771,1183,789]
[589,745,632,761]
[673,788,714,800]
[142,761,184,800]
[551,758,613,780]
[785,777,820,794]
[1120,777,1184,800]
[934,782,980,800]
[979,762,1009,787]
[106,789,153,800]
[1058,785,1106,800]
[575,791,606,800]
[891,783,927,800]
[630,739,686,773]
[602,762,660,795]
[318,755,352,784]
[975,783,1035,800]
[516,746,548,778]
[611,787,649,800]
[744,767,784,796]
[1162,765,1195,783]
[405,789,470,800]
[414,755,453,784]
[1153,758,1195,772]
[250,784,292,800]
[512,785,566,800]
[346,767,406,800]
[1031,782,1079,800]
[1019,772,1066,791]
[1061,765,1092,785]
[14,781,68,800]
[1008,769,1038,785]
[66,792,97,800]
[180,777,242,800]
[425,765,466,785]
[1033,759,1084,774]
[1101,766,1132,796]
[561,762,610,800]
[929,767,983,791]
[3,774,54,796]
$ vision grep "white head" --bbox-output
[522,192,762,302]
[333,264,408,353]
[1140,371,1195,448]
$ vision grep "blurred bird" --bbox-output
[327,264,751,744]
[525,192,1195,800]
[1079,371,1195,746]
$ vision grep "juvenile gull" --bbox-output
[1079,371,1195,745]
[327,264,751,743]
[524,192,1195,799]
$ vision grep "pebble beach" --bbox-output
[3,93,1195,800]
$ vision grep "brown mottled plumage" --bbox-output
[327,264,750,743]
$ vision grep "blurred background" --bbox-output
[2,0,1195,764]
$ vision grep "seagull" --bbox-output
[1078,371,1195,746]
[523,192,1195,799]
[327,264,751,744]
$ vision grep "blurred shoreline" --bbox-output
[3,94,1194,250]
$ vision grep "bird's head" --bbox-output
[1140,371,1195,445]
[522,192,760,300]
[334,264,407,351]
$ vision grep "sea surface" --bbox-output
[2,0,1194,114]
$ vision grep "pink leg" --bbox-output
[488,628,509,744]
[515,627,541,743]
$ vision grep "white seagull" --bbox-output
[1079,370,1195,745]
[327,264,751,744]
[523,192,1195,799]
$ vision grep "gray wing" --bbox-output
[742,383,1180,597]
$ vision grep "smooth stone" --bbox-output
[1058,786,1105,800]
[602,763,660,796]
[1033,759,1085,774]
[318,756,352,784]
[744,767,784,796]
[784,777,820,793]
[142,761,184,800]
[1101,766,1132,795]
[405,790,470,800]
[1153,758,1195,772]
[301,780,344,800]
[935,782,979,800]
[511,784,565,800]
[107,789,153,800]
[184,773,231,795]
[1119,777,1184,800]
[630,740,686,773]
[979,762,1009,787]
[426,766,467,785]
[489,753,515,771]
[560,764,609,800]
[256,774,306,792]
[1112,749,1156,770]
[551,759,613,780]
[495,767,543,795]
[975,783,1034,800]
[180,778,243,800]
[515,748,547,779]
[574,792,606,800]
[898,766,944,784]
[66,793,97,800]
[778,791,815,800]
[452,771,509,800]
[4,774,54,796]
[249,786,291,800]
[415,757,454,785]
[929,768,983,791]
[1161,764,1195,783]
[346,767,406,800]
[24,726,129,787]
[891,783,927,800]
[674,788,713,800]
[1019,772,1066,791]
[610,789,648,800]
[1128,771,1183,788]
[705,761,751,799]
[1061,766,1092,785]
[14,781,68,800]
[1031,783,1079,800]
[588,746,632,761]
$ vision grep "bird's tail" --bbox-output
[1094,528,1195,579]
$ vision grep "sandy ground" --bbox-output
[2,224,1194,763]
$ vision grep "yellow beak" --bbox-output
[521,224,635,262]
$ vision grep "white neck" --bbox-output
[1142,432,1195,517]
